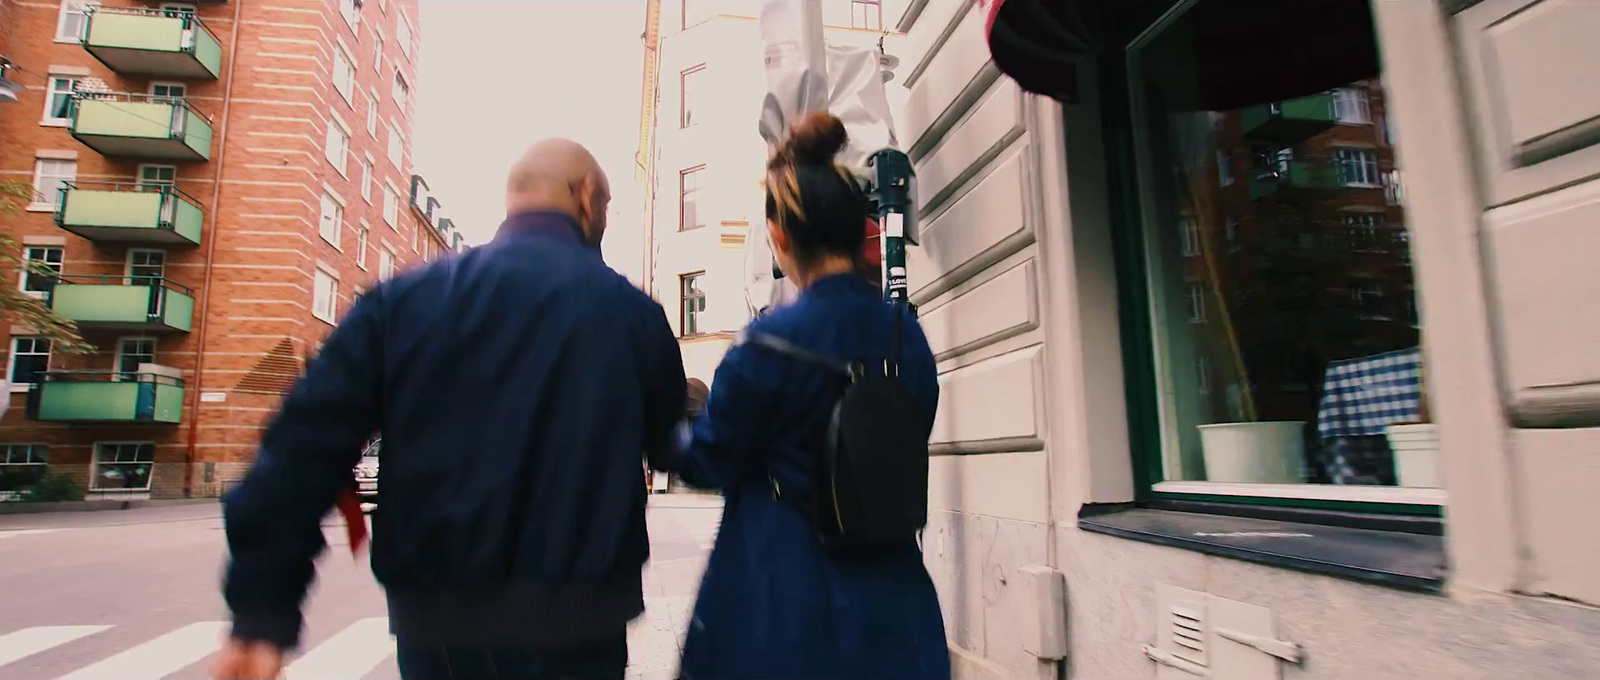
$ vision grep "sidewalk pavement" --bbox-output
[628,494,723,679]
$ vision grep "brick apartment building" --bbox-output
[0,0,459,500]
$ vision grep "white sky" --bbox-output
[414,0,649,280]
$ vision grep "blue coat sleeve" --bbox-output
[221,290,385,650]
[636,298,687,471]
[664,343,773,490]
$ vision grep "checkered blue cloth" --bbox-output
[1315,347,1423,438]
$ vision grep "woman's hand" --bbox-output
[212,638,283,680]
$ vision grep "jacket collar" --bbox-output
[802,273,877,299]
[493,211,593,250]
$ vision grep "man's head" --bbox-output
[506,138,611,246]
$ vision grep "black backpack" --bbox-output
[743,304,929,550]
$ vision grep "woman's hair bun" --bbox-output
[784,111,848,165]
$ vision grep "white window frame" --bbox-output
[90,442,156,492]
[850,0,882,30]
[0,445,50,496]
[1178,216,1200,257]
[1333,147,1381,187]
[319,191,345,248]
[332,42,357,104]
[396,12,413,58]
[1186,282,1206,323]
[29,159,76,210]
[55,1,97,43]
[324,113,351,176]
[372,33,383,72]
[138,164,177,190]
[391,70,409,109]
[359,156,374,203]
[313,266,339,323]
[387,122,404,169]
[42,76,78,126]
[382,183,398,228]
[125,248,167,285]
[113,336,158,381]
[19,246,64,298]
[7,337,52,391]
[356,223,370,269]
[379,246,396,278]
[339,0,361,32]
[149,81,186,100]
[1332,87,1371,125]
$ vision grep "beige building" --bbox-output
[877,0,1600,677]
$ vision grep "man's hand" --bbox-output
[212,638,283,680]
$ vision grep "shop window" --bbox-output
[0,445,49,499]
[1119,0,1431,511]
[91,443,155,492]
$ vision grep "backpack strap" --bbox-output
[741,332,860,379]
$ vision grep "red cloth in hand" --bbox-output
[336,488,367,556]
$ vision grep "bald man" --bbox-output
[216,139,688,680]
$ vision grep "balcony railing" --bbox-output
[82,6,222,79]
[1249,161,1340,201]
[68,91,212,161]
[27,370,185,424]
[45,275,195,333]
[1240,93,1337,143]
[55,181,203,246]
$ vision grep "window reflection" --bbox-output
[1131,15,1432,489]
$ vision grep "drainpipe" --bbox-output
[182,0,243,498]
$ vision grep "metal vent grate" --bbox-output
[1171,604,1206,667]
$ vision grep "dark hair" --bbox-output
[765,112,869,266]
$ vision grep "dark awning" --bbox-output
[985,0,1380,110]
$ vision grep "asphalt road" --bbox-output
[0,496,722,680]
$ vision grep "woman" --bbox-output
[664,112,950,680]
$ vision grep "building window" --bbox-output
[372,34,383,72]
[1332,87,1371,124]
[43,77,77,124]
[149,82,186,101]
[1186,282,1206,323]
[138,164,177,190]
[7,338,51,386]
[319,193,344,247]
[356,225,370,269]
[392,71,410,109]
[367,95,379,136]
[1216,149,1233,186]
[1333,147,1380,187]
[1122,9,1425,502]
[680,65,705,128]
[339,0,361,31]
[127,249,166,286]
[387,124,404,169]
[679,165,704,231]
[313,268,339,322]
[412,222,421,253]
[20,246,63,294]
[56,1,97,42]
[850,0,882,30]
[396,14,413,58]
[333,45,356,102]
[383,184,399,227]
[0,445,50,498]
[1344,213,1385,252]
[359,158,374,202]
[91,443,155,492]
[1178,216,1200,257]
[324,116,351,176]
[30,159,76,209]
[680,272,706,336]
[379,247,396,278]
[115,337,157,380]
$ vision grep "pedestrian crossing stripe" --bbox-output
[0,618,393,680]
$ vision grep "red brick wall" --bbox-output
[0,0,447,498]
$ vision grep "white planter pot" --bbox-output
[1386,423,1441,488]
[1197,421,1307,483]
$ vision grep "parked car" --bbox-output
[355,438,380,507]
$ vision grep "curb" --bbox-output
[0,497,219,516]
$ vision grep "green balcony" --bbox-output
[82,7,221,79]
[27,371,184,424]
[1249,161,1340,201]
[1240,93,1337,143]
[69,93,212,161]
[56,182,203,246]
[47,276,195,333]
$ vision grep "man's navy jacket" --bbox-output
[222,211,687,650]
